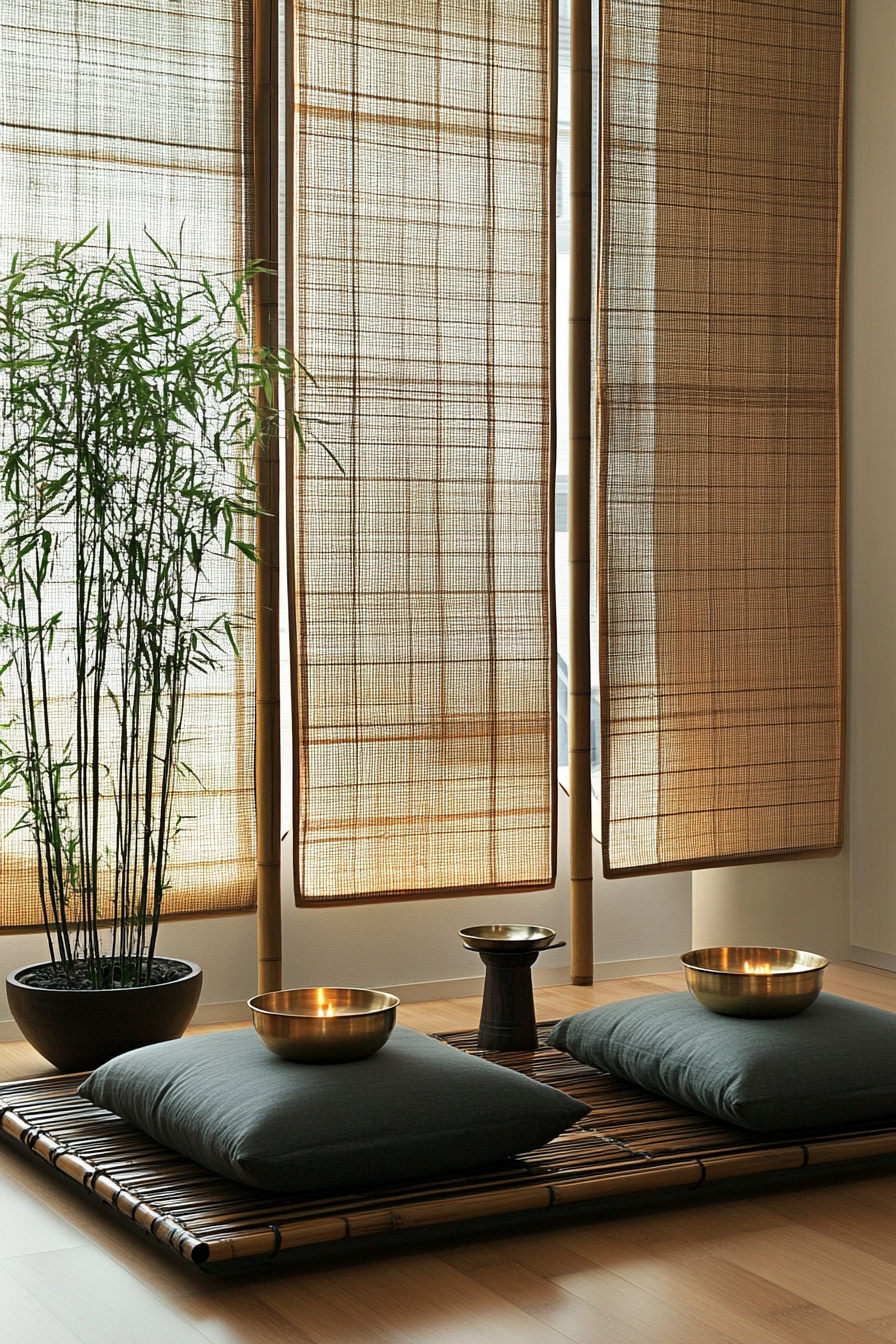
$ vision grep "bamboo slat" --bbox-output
[2,1025,895,1271]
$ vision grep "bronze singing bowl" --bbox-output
[248,987,399,1063]
[681,947,828,1018]
[459,924,556,953]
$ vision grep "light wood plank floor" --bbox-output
[2,962,896,1343]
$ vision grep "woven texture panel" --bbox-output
[598,0,845,875]
[0,1,256,925]
[289,0,555,902]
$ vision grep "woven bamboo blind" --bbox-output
[0,0,257,926]
[598,0,845,876]
[288,0,556,903]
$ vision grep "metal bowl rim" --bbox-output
[459,924,556,945]
[247,987,400,1018]
[680,946,828,977]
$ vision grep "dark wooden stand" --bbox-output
[469,943,566,1051]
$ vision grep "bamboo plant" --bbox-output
[0,233,292,989]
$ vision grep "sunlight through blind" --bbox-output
[0,0,256,925]
[598,0,845,876]
[288,0,556,902]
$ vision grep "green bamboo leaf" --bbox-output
[0,234,317,975]
[228,538,258,563]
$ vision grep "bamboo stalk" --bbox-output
[253,0,282,995]
[568,0,593,985]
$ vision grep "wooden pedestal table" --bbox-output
[473,943,566,1050]
[458,925,565,1052]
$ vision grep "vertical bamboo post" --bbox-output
[568,0,593,985]
[254,0,282,995]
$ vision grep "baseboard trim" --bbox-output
[593,954,684,981]
[374,954,684,1004]
[850,946,896,974]
[0,955,685,1041]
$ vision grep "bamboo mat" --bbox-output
[2,1024,896,1271]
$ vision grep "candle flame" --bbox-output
[743,961,773,974]
[315,989,334,1018]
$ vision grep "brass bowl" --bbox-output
[248,987,399,1063]
[681,946,829,1018]
[459,924,556,953]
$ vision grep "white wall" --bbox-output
[843,0,896,972]
[692,849,850,964]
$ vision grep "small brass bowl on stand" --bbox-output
[248,987,399,1063]
[681,947,829,1018]
[459,924,556,953]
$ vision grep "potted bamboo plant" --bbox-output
[0,233,285,1070]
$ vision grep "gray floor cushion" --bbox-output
[79,1024,589,1191]
[548,991,896,1131]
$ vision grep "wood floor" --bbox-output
[2,962,896,1343]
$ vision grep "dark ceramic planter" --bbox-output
[6,959,203,1072]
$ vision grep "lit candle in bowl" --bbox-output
[680,947,828,1018]
[248,987,399,1062]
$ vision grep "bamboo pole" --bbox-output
[253,0,282,995]
[568,0,593,985]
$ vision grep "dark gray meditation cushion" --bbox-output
[79,1024,589,1191]
[548,991,896,1131]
